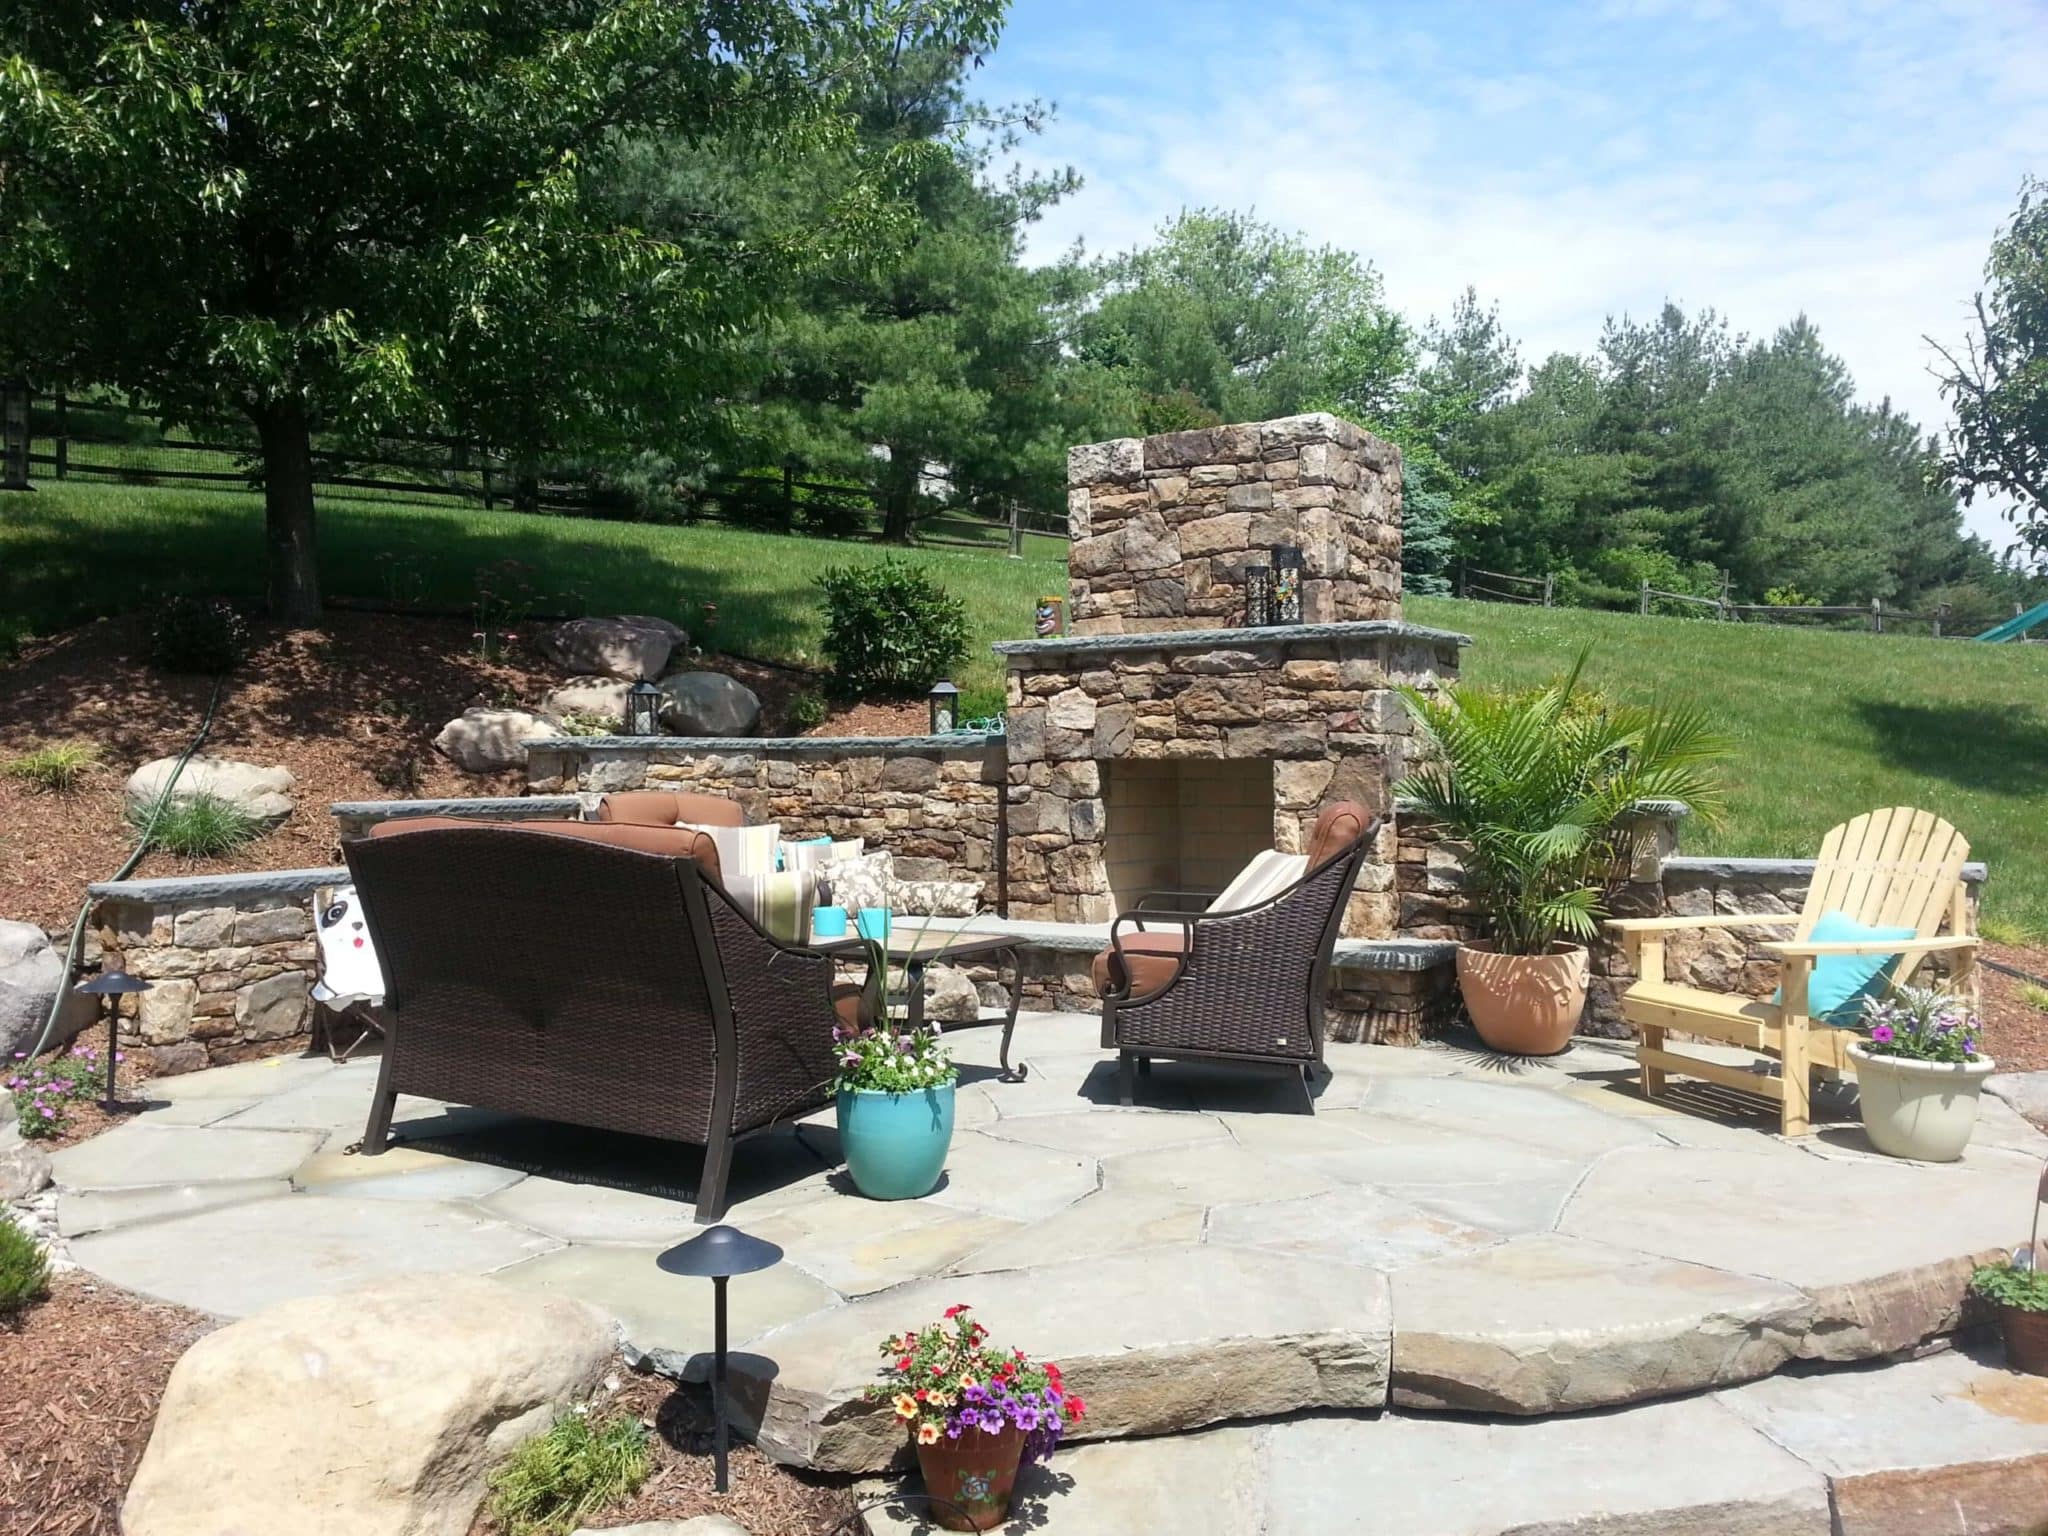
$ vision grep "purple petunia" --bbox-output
[1869,1023,1895,1044]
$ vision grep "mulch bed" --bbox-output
[1980,942,2048,1074]
[0,1275,216,1536]
[549,1366,860,1535]
[0,612,888,935]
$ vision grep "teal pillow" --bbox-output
[1778,910,1916,1025]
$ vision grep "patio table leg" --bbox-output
[995,945,1027,1083]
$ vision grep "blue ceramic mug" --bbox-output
[855,906,892,944]
[811,905,849,939]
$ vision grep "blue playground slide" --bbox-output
[1976,600,2048,642]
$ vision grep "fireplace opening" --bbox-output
[1101,759,1275,917]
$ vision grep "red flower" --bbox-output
[1065,1395,1086,1420]
[1045,1363,1064,1388]
[944,1303,972,1319]
[897,1356,913,1371]
[915,1388,928,1401]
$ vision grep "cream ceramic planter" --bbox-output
[1845,1041,1996,1162]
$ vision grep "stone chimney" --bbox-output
[1063,413,1402,636]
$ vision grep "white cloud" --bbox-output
[983,0,2047,549]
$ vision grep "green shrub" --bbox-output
[813,557,969,701]
[555,711,618,738]
[148,595,251,674]
[788,690,830,730]
[485,1409,651,1536]
[128,792,263,858]
[1972,1261,2048,1313]
[954,683,1007,723]
[0,1218,51,1317]
[1,742,98,793]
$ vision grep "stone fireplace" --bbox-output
[999,413,1465,938]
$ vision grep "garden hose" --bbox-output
[23,675,226,1061]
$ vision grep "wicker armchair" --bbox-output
[1096,801,1381,1111]
[343,822,848,1223]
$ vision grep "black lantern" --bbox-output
[624,679,663,737]
[73,971,151,1111]
[928,679,960,735]
[1243,562,1273,628]
[1271,544,1305,625]
[657,1225,786,1494]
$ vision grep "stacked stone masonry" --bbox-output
[1000,625,1463,932]
[528,738,1005,898]
[1065,413,1403,635]
[95,895,322,1073]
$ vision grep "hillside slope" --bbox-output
[1410,596,2048,936]
[5,481,2043,930]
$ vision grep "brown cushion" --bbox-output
[832,981,873,1035]
[1091,929,1189,1001]
[1306,800,1374,870]
[367,815,722,881]
[597,791,745,829]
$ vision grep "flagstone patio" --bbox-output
[48,1013,2046,1475]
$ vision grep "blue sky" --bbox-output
[976,0,2048,546]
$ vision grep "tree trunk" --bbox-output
[253,399,321,623]
[881,450,920,543]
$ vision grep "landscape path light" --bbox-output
[656,1223,785,1493]
[72,971,151,1111]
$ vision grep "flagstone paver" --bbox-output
[41,1011,2044,1476]
[1389,1232,1815,1412]
[69,1192,561,1315]
[50,1122,319,1190]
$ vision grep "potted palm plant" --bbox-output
[1398,655,1728,1055]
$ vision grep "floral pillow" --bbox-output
[820,852,895,912]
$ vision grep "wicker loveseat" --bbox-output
[1095,801,1382,1111]
[344,820,850,1222]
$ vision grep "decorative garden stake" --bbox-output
[928,680,960,735]
[72,971,150,1111]
[1270,544,1304,625]
[624,679,664,737]
[656,1225,784,1493]
[1243,561,1273,627]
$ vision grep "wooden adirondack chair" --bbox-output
[1608,807,1978,1136]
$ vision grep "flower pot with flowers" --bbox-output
[870,1304,1086,1532]
[1845,984,1994,1162]
[833,1005,957,1201]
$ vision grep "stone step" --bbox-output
[858,1346,2048,1536]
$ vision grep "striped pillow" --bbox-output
[684,822,781,882]
[724,869,819,944]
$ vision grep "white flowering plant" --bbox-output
[833,1017,954,1094]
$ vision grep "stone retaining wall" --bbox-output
[525,734,1006,894]
[91,869,343,1073]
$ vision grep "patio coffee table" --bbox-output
[817,929,1027,1082]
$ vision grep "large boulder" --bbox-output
[123,756,296,827]
[0,1118,52,1202]
[657,672,761,737]
[922,964,982,1025]
[541,617,677,681]
[655,675,761,741]
[122,1275,615,1536]
[432,707,559,773]
[541,676,632,723]
[0,919,94,1063]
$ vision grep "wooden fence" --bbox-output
[15,391,1068,556]
[1455,561,2020,640]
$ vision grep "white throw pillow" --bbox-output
[1207,850,1308,912]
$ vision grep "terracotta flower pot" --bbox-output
[915,1422,1027,1532]
[1456,941,1589,1056]
[2001,1305,2048,1377]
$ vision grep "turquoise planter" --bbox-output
[836,1083,955,1200]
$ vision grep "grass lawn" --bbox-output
[8,479,2045,932]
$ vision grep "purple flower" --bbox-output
[897,1035,915,1053]
[1869,1023,1895,1045]
[1017,1406,1040,1432]
[945,1423,962,1440]
[840,1051,862,1069]
[38,1106,53,1119]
